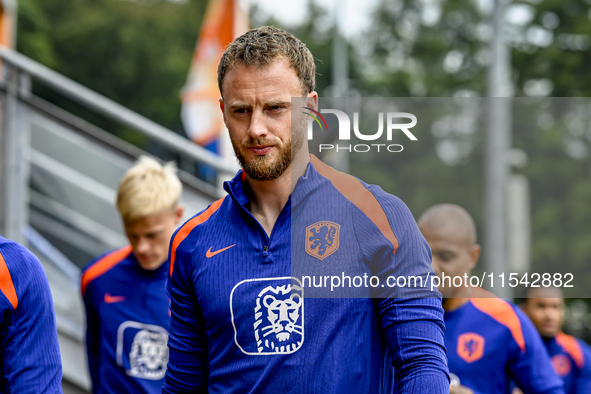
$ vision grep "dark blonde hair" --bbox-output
[218,26,316,96]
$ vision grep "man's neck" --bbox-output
[243,150,310,236]
[442,286,473,312]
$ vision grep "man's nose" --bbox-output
[136,237,150,254]
[248,110,268,140]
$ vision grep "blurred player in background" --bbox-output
[418,204,564,394]
[518,287,591,393]
[163,26,449,393]
[81,156,183,394]
[0,236,63,393]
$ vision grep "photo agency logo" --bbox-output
[303,106,418,153]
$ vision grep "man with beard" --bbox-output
[519,287,591,393]
[163,26,449,393]
[418,204,564,394]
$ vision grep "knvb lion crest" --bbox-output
[305,221,340,261]
[551,354,572,377]
[457,332,485,364]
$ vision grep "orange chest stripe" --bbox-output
[81,245,132,297]
[310,155,399,254]
[170,196,226,277]
[471,297,526,353]
[556,332,584,369]
[0,251,18,310]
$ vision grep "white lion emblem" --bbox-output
[128,329,169,380]
[254,284,303,353]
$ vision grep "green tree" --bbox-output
[17,0,207,134]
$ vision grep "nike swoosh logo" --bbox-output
[104,293,126,304]
[206,244,236,258]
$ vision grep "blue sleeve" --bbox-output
[355,187,449,393]
[574,340,591,394]
[0,243,63,393]
[162,231,208,394]
[82,280,100,390]
[509,309,565,394]
[382,298,449,393]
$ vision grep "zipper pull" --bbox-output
[263,245,269,257]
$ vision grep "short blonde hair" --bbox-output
[116,156,182,223]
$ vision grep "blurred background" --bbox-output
[1,0,591,391]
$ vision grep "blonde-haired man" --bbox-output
[81,156,183,394]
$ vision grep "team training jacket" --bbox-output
[0,236,63,393]
[445,290,565,394]
[162,155,449,394]
[81,246,170,394]
[543,332,591,393]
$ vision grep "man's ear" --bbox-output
[468,244,481,270]
[306,91,318,111]
[174,205,185,225]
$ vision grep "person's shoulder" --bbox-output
[575,336,591,356]
[0,237,40,269]
[170,196,229,249]
[0,237,45,307]
[81,245,133,297]
[556,332,587,369]
[168,196,229,276]
[470,294,528,352]
[172,196,230,239]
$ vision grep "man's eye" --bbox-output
[438,252,454,262]
[234,108,246,114]
[268,105,281,111]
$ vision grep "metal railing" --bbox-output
[0,45,237,174]
[0,45,236,392]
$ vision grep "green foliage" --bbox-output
[17,0,207,132]
[15,0,591,293]
[355,0,591,292]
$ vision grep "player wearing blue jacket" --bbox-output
[81,156,183,394]
[521,287,591,393]
[163,26,449,393]
[418,204,564,394]
[0,236,62,393]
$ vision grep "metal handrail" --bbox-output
[0,45,238,175]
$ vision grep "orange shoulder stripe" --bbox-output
[310,155,399,254]
[169,197,226,278]
[81,245,132,297]
[471,297,526,353]
[556,332,584,368]
[0,250,18,310]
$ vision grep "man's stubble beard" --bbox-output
[232,126,305,181]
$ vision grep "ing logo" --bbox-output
[303,107,417,141]
[254,284,303,354]
[551,354,572,377]
[303,107,329,132]
[230,277,305,356]
[305,221,340,261]
[457,332,485,363]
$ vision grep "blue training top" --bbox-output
[0,235,63,393]
[445,290,565,394]
[543,332,591,394]
[163,156,449,394]
[81,246,170,394]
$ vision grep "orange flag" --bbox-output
[181,0,249,156]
